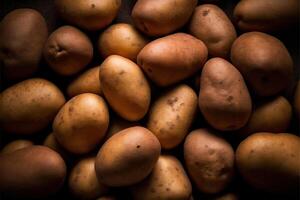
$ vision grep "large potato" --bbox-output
[294,80,300,120]
[231,32,293,96]
[95,126,161,187]
[0,78,65,134]
[147,84,197,149]
[53,93,109,154]
[199,58,252,131]
[137,33,208,87]
[1,139,33,154]
[100,55,151,121]
[0,9,47,81]
[236,132,300,193]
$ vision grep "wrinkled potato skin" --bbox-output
[0,78,66,135]
[231,32,293,97]
[189,4,237,58]
[0,9,48,81]
[236,132,300,193]
[147,84,197,149]
[184,129,235,194]
[132,0,197,36]
[137,33,208,87]
[199,58,252,131]
[294,80,300,120]
[95,126,161,187]
[1,140,33,154]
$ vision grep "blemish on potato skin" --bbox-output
[91,4,95,8]
[167,97,178,106]
[227,96,233,102]
[202,9,210,16]
[119,70,125,75]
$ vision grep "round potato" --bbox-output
[294,80,300,120]
[95,126,161,187]
[0,78,65,134]
[53,93,109,154]
[1,139,33,154]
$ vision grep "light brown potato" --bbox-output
[0,78,65,135]
[147,84,197,149]
[231,32,293,97]
[1,139,33,154]
[294,80,300,120]
[0,145,66,198]
[137,33,208,87]
[95,126,161,187]
[132,0,197,36]
[236,132,300,193]
[98,23,148,61]
[53,93,109,154]
[100,55,151,121]
[199,58,252,131]
[189,4,237,58]
[184,129,235,194]
[131,155,192,200]
[55,0,121,31]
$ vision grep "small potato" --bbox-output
[0,78,66,135]
[132,0,197,36]
[100,55,151,121]
[231,32,293,96]
[184,129,235,194]
[43,26,93,76]
[95,126,161,187]
[199,58,252,131]
[236,132,300,193]
[131,155,192,200]
[294,80,300,120]
[189,4,237,58]
[98,23,148,61]
[1,139,33,154]
[137,33,208,87]
[53,93,109,154]
[147,84,197,149]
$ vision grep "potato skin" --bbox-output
[1,140,33,154]
[189,4,236,58]
[95,126,161,187]
[231,32,293,97]
[236,132,300,193]
[137,33,208,87]
[100,55,151,121]
[294,80,300,120]
[132,0,197,36]
[0,9,48,81]
[0,78,66,135]
[53,93,109,154]
[0,145,66,198]
[199,58,252,131]
[147,84,197,149]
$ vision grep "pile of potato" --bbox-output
[0,0,299,199]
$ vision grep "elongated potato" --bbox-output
[1,139,33,154]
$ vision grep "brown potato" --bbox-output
[184,129,235,194]
[137,33,208,87]
[1,139,33,154]
[53,93,109,154]
[231,32,293,96]
[0,78,65,134]
[189,4,237,58]
[199,58,252,131]
[95,126,161,187]
[43,26,93,76]
[294,80,300,120]
[0,9,48,81]
[147,84,197,149]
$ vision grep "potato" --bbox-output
[43,26,93,76]
[1,139,33,154]
[132,0,197,36]
[234,0,299,32]
[0,145,66,198]
[53,93,109,154]
[0,9,47,81]
[189,4,237,58]
[67,66,101,98]
[199,58,252,131]
[231,32,293,97]
[100,55,151,121]
[0,78,65,134]
[131,155,192,200]
[137,33,208,87]
[98,23,148,61]
[294,80,300,120]
[147,84,197,149]
[55,0,121,31]
[95,126,161,187]
[184,129,235,194]
[236,132,300,193]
